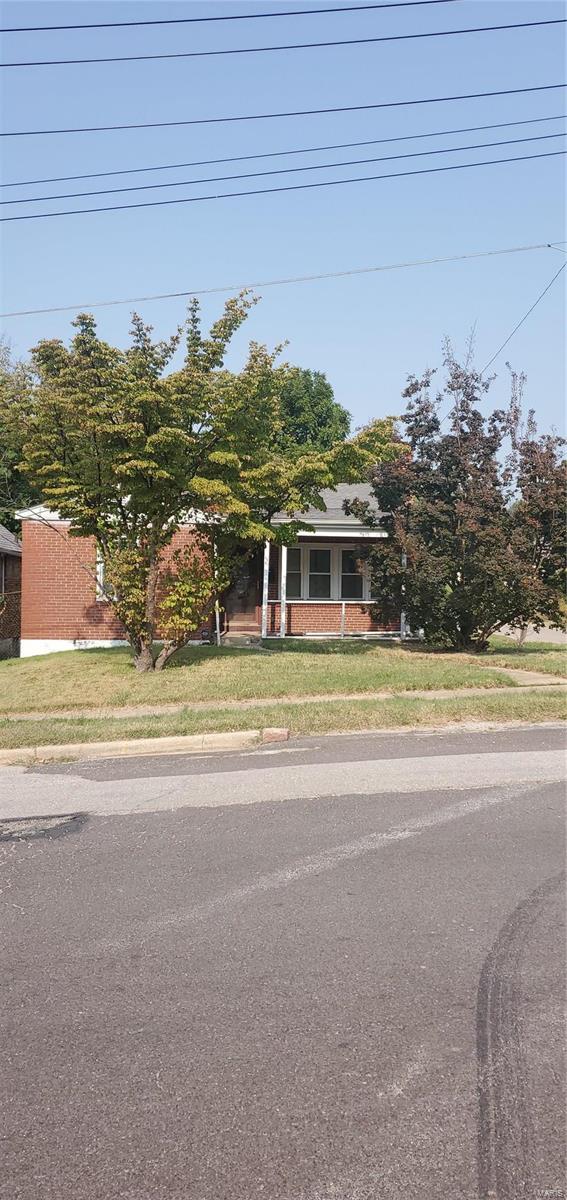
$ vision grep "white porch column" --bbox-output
[280,544,287,639]
[340,601,346,638]
[261,539,270,640]
[213,541,221,646]
[400,550,407,639]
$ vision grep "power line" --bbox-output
[0,242,558,319]
[481,262,567,373]
[2,149,564,223]
[3,82,564,138]
[5,132,564,207]
[2,18,563,68]
[5,113,564,190]
[0,1,462,34]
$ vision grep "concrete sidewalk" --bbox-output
[1,667,564,723]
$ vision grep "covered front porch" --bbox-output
[222,538,403,641]
[222,484,403,641]
[260,535,402,639]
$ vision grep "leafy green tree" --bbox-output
[273,366,350,452]
[348,350,566,650]
[15,294,400,670]
[0,338,39,532]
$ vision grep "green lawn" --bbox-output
[0,639,525,715]
[486,636,567,678]
[1,689,564,751]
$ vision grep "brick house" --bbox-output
[0,523,22,658]
[16,484,402,657]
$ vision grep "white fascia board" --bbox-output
[295,528,387,539]
[16,504,219,529]
[15,504,66,523]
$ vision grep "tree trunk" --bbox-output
[154,642,180,672]
[132,552,160,671]
[133,643,155,672]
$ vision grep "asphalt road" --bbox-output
[1,726,565,1200]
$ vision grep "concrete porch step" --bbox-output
[222,632,262,647]
[226,621,261,634]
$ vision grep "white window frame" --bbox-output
[307,545,333,600]
[285,546,303,600]
[339,547,367,601]
[95,550,106,601]
[95,549,117,602]
[276,544,371,603]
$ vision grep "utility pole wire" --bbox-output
[0,1,462,33]
[481,261,567,374]
[5,113,563,189]
[1,18,563,68]
[0,242,560,319]
[2,149,564,223]
[5,132,564,207]
[3,82,564,138]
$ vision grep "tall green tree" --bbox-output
[348,350,566,650]
[0,339,39,532]
[273,366,351,452]
[15,295,399,670]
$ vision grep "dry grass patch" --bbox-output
[0,688,564,750]
[0,640,519,715]
[487,636,566,678]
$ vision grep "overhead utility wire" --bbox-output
[2,149,564,223]
[5,132,564,206]
[0,1,462,33]
[0,243,557,319]
[2,19,563,68]
[481,261,567,373]
[3,82,564,138]
[5,113,564,189]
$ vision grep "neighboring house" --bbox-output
[0,523,22,658]
[16,484,401,657]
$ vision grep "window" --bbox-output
[309,548,331,598]
[276,545,371,603]
[95,550,116,602]
[286,547,302,599]
[95,550,105,600]
[341,549,364,599]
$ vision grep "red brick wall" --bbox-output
[21,521,400,642]
[20,522,207,642]
[267,602,399,636]
[21,522,124,641]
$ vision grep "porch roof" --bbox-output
[271,483,386,539]
[0,523,21,556]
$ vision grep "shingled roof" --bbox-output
[0,524,21,556]
[272,482,384,535]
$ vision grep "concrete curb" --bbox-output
[0,727,289,767]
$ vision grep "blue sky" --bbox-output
[1,0,565,433]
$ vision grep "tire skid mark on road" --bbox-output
[96,783,540,951]
[476,872,566,1199]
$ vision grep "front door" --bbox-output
[225,553,260,628]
